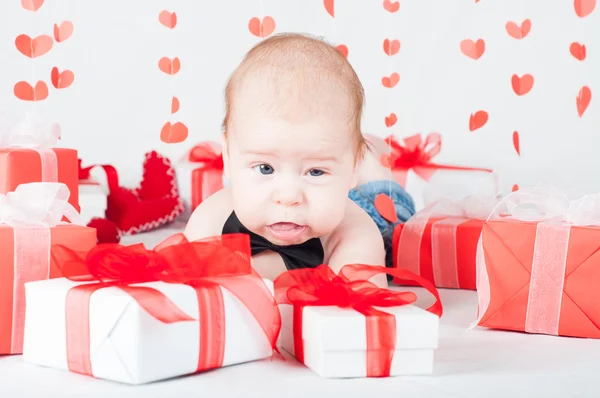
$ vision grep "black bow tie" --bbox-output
[222,211,324,271]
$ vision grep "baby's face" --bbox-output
[224,89,358,246]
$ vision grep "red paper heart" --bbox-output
[513,131,520,155]
[460,38,485,60]
[570,42,586,60]
[506,19,531,39]
[577,86,592,117]
[382,73,400,88]
[105,151,183,235]
[383,39,400,55]
[385,113,397,127]
[574,0,596,17]
[324,0,334,17]
[511,74,534,96]
[159,10,177,29]
[336,44,348,58]
[374,194,398,223]
[248,16,276,38]
[383,0,400,13]
[469,110,488,131]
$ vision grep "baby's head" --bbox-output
[222,33,366,245]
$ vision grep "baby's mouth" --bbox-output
[267,222,306,242]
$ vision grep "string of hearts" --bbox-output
[462,0,595,161]
[158,9,188,144]
[14,0,75,102]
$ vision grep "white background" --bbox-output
[0,0,598,197]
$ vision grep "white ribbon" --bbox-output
[1,182,80,353]
[0,111,61,183]
[474,183,600,334]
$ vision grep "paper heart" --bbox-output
[382,73,400,88]
[513,131,520,156]
[21,0,43,11]
[159,10,177,28]
[15,34,53,58]
[511,74,534,96]
[171,96,180,114]
[506,19,531,39]
[160,121,188,143]
[570,42,586,61]
[469,110,488,131]
[324,0,334,17]
[512,184,519,192]
[51,67,75,89]
[383,39,400,55]
[577,86,592,117]
[158,57,181,75]
[336,44,348,58]
[374,194,398,223]
[383,0,400,13]
[13,81,49,101]
[385,113,397,127]
[105,151,183,235]
[460,38,485,60]
[575,0,596,17]
[248,16,276,38]
[54,21,73,42]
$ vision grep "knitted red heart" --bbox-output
[105,151,183,235]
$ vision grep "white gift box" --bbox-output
[278,303,439,378]
[78,181,107,224]
[23,277,275,384]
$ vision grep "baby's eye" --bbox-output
[254,164,274,175]
[308,169,325,177]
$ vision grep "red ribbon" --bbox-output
[274,264,442,377]
[52,232,281,376]
[78,159,120,193]
[188,143,224,210]
[382,134,492,187]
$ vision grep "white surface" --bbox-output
[1,1,599,197]
[1,224,600,396]
[78,184,107,224]
[23,276,274,384]
[278,304,439,377]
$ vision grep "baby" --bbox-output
[184,33,415,287]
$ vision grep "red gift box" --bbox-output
[0,183,96,354]
[476,186,600,338]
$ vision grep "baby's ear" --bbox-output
[221,132,230,179]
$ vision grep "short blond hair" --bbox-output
[222,33,367,161]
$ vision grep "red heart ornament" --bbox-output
[383,0,400,13]
[324,0,334,17]
[513,131,520,155]
[577,86,592,117]
[21,0,43,11]
[382,73,400,88]
[248,16,276,38]
[54,21,74,42]
[460,38,485,60]
[105,151,183,235]
[385,113,397,127]
[511,74,534,96]
[374,194,398,223]
[570,42,586,61]
[159,10,177,29]
[15,34,53,58]
[506,19,531,39]
[574,0,596,17]
[158,57,181,75]
[383,39,400,55]
[336,44,348,58]
[14,80,49,101]
[51,67,75,89]
[469,110,488,131]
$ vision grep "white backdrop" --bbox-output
[0,0,598,197]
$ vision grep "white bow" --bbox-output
[490,182,600,226]
[0,183,81,227]
[0,110,61,149]
[421,171,501,219]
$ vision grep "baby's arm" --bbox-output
[325,199,388,288]
[183,188,233,241]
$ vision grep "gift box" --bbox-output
[392,175,500,290]
[380,133,493,211]
[175,141,227,220]
[22,233,281,384]
[0,183,96,354]
[275,264,442,378]
[476,186,600,339]
[0,112,79,211]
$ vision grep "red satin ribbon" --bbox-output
[274,264,443,377]
[78,159,120,193]
[52,232,281,376]
[382,134,492,187]
[188,143,224,210]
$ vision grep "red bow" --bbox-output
[52,233,281,377]
[275,264,442,377]
[188,142,225,210]
[77,158,120,192]
[382,133,492,187]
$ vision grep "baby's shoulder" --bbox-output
[183,188,234,240]
[321,198,385,261]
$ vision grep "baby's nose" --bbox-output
[272,183,304,207]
